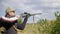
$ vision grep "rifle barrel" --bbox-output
[20,13,42,17]
[30,13,42,16]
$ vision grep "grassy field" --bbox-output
[17,24,39,34]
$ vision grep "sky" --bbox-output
[0,0,60,23]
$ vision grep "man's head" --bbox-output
[5,7,15,16]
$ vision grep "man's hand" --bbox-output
[24,12,31,17]
[15,15,20,19]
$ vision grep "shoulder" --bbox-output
[0,16,5,22]
[1,16,17,21]
[0,16,17,23]
[0,16,4,19]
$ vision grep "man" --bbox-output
[0,7,30,34]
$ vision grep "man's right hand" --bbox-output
[24,12,31,17]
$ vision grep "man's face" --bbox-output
[8,11,15,16]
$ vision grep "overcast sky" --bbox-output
[0,0,60,23]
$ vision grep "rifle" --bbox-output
[20,12,42,17]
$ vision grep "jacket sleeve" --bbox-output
[15,15,29,30]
